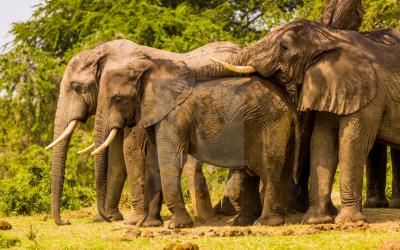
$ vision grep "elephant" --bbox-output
[45,38,243,225]
[322,0,400,210]
[91,47,300,228]
[205,20,400,224]
[362,29,400,209]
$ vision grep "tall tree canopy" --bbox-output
[0,0,399,214]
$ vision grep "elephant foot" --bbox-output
[363,196,389,208]
[93,210,123,223]
[139,217,163,227]
[254,215,284,226]
[213,199,237,216]
[389,198,400,208]
[55,219,71,226]
[334,208,366,224]
[124,212,145,225]
[166,212,193,229]
[303,208,334,224]
[232,212,258,226]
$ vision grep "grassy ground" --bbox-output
[1,205,400,250]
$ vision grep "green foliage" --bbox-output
[362,0,400,31]
[0,234,20,249]
[1,0,399,216]
[0,145,94,215]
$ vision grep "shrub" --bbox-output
[0,145,95,215]
[0,234,20,248]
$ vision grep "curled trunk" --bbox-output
[194,45,259,81]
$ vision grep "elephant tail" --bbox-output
[292,112,301,185]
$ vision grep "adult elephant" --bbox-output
[362,29,400,209]
[91,52,300,227]
[202,20,400,224]
[46,39,242,225]
[322,0,400,210]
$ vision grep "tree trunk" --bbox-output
[322,0,363,31]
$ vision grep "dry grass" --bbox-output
[1,205,400,249]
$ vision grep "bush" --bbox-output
[0,145,95,216]
[0,234,20,248]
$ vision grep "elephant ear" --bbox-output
[136,59,195,128]
[298,46,378,115]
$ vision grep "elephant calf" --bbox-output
[92,52,300,228]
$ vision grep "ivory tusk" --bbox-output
[91,128,118,155]
[209,57,257,74]
[77,143,95,154]
[46,120,78,149]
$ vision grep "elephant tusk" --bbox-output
[77,143,95,154]
[45,120,78,149]
[91,128,118,155]
[209,57,257,74]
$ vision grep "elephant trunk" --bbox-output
[51,104,72,225]
[93,113,112,221]
[194,44,262,81]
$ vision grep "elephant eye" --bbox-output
[280,42,289,52]
[71,82,82,94]
[112,94,124,104]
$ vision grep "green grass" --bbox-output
[1,206,400,249]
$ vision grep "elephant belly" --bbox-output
[188,121,247,168]
[377,106,400,148]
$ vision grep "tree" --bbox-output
[322,0,363,30]
[1,0,399,215]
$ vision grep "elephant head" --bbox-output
[91,55,194,220]
[46,40,137,225]
[207,20,378,116]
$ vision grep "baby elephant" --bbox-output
[93,57,299,228]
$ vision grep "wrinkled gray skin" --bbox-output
[321,0,400,209]
[49,39,242,225]
[93,48,300,227]
[200,20,400,224]
[362,30,400,209]
[322,0,363,31]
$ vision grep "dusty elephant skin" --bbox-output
[362,30,400,209]
[323,1,400,210]
[201,20,400,224]
[92,53,300,228]
[46,38,243,226]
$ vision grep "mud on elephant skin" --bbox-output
[202,20,400,224]
[91,51,300,228]
[46,38,243,225]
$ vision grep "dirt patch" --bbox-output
[0,220,12,230]
[378,240,400,250]
[163,242,199,250]
[121,228,141,240]
[312,221,370,231]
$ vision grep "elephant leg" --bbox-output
[93,130,126,222]
[183,156,215,221]
[213,170,241,215]
[364,143,389,208]
[141,133,163,227]
[233,171,261,226]
[156,125,192,229]
[288,153,310,213]
[334,116,379,224]
[390,148,400,208]
[304,113,338,224]
[123,127,148,226]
